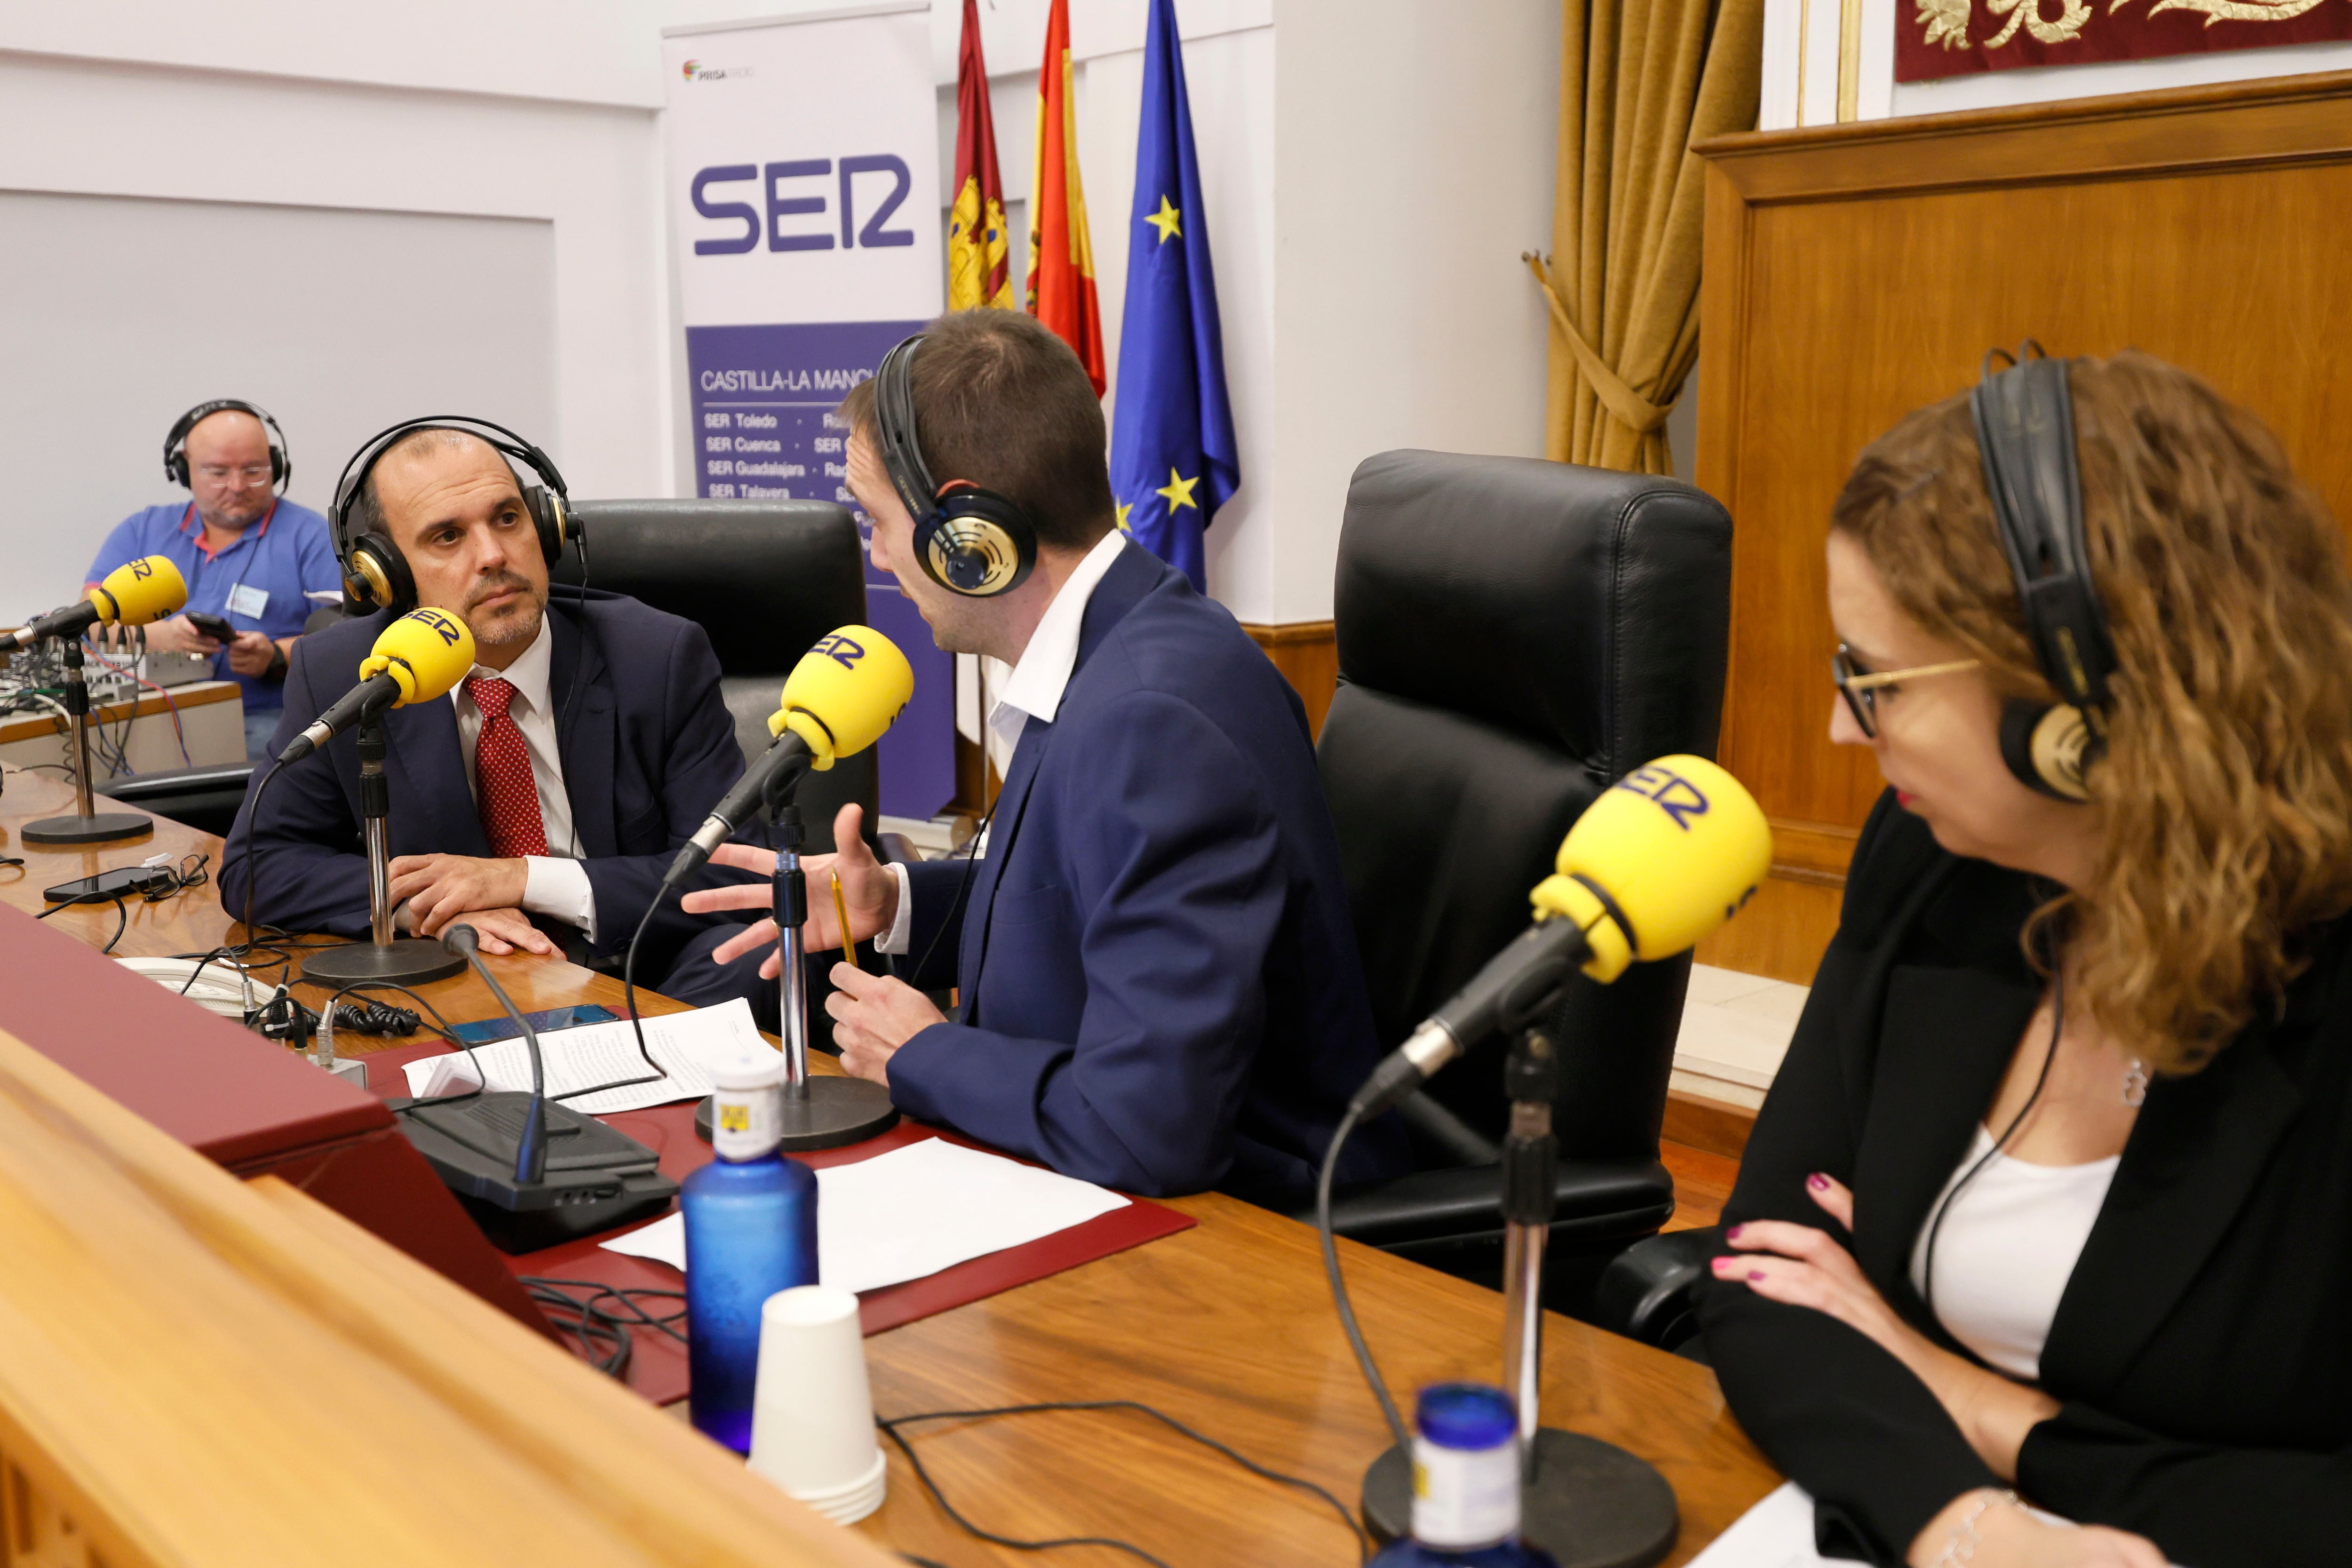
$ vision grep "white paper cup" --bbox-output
[747,1284,886,1523]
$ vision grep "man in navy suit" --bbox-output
[219,427,760,993]
[683,311,1403,1205]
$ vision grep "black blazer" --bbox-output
[219,586,758,975]
[1699,790,2352,1568]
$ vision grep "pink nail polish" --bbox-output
[1748,1269,1766,1281]
[1807,1172,1829,1191]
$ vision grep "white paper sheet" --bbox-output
[1689,1481,2184,1567]
[400,997,771,1116]
[599,1137,1130,1295]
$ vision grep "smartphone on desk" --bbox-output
[44,866,174,903]
[447,1003,617,1044]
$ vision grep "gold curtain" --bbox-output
[1533,0,1763,475]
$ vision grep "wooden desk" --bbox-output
[0,764,1782,1565]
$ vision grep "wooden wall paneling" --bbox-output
[1693,69,2352,983]
[1243,621,1337,739]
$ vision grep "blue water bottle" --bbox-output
[684,1047,818,1453]
[1370,1384,1560,1568]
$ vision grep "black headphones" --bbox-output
[165,399,290,492]
[1971,343,2117,803]
[872,334,1038,597]
[328,416,578,616]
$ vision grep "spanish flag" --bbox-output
[948,0,1012,312]
[1025,0,1106,394]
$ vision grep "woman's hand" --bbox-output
[1713,1174,2059,1480]
[678,804,900,980]
[1909,1490,2168,1568]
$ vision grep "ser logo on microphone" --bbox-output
[407,608,466,647]
[811,632,865,670]
[1613,763,1710,830]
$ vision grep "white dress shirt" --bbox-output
[448,613,599,939]
[875,530,1130,954]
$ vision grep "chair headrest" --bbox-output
[551,500,866,676]
[1334,450,1732,773]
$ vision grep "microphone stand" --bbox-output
[22,636,151,845]
[302,712,465,985]
[695,796,896,1151]
[1359,1024,1679,1567]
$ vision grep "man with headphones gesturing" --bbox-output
[682,310,1405,1205]
[87,401,341,760]
[220,421,771,994]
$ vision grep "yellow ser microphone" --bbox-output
[1,556,189,652]
[1350,755,1772,1117]
[666,624,914,891]
[278,607,477,764]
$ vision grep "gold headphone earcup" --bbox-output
[927,518,1023,596]
[2028,704,2093,801]
[345,542,398,612]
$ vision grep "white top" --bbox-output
[1907,1124,2119,1381]
[874,531,1129,955]
[445,613,597,939]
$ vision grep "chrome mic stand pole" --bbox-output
[23,636,151,845]
[748,798,895,1151]
[302,712,464,985]
[1361,1021,1680,1567]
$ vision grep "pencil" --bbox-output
[830,870,860,971]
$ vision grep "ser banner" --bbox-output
[663,2,951,820]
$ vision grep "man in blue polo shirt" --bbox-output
[87,402,342,760]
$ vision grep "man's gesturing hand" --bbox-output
[826,962,945,1087]
[388,853,530,939]
[680,803,899,980]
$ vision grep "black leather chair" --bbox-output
[101,761,256,840]
[552,499,872,853]
[1308,450,1732,1307]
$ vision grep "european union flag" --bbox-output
[1108,0,1237,595]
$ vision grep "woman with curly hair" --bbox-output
[1700,351,2352,1568]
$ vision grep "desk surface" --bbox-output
[0,764,1780,1566]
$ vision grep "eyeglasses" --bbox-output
[1831,644,1981,738]
[195,464,274,488]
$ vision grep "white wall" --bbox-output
[0,6,672,612]
[1266,0,1559,623]
[1764,0,2352,130]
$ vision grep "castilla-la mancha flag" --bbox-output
[1025,0,1105,394]
[948,0,1013,311]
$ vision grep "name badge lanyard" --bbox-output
[183,498,280,628]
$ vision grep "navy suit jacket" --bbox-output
[219,587,755,973]
[889,542,1406,1205]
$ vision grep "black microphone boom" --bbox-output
[660,729,815,894]
[278,669,405,765]
[1348,918,1592,1120]
[442,924,547,1184]
[0,600,109,653]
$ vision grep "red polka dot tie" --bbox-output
[465,675,548,859]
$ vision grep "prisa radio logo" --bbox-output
[681,60,754,82]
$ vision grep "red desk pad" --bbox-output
[362,1038,1196,1405]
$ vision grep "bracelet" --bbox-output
[1931,1488,2022,1567]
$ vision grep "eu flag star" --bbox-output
[1145,195,1182,245]
[1156,468,1201,511]
[1116,501,1134,533]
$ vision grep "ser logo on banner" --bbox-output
[691,158,916,255]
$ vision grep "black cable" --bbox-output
[878,1401,1367,1566]
[1316,1105,1410,1455]
[1920,967,2066,1324]
[906,788,1004,991]
[35,887,132,954]
[232,756,286,971]
[518,1276,686,1379]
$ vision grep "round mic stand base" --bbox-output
[694,1075,898,1150]
[301,938,468,987]
[1360,1428,1677,1568]
[21,811,151,846]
